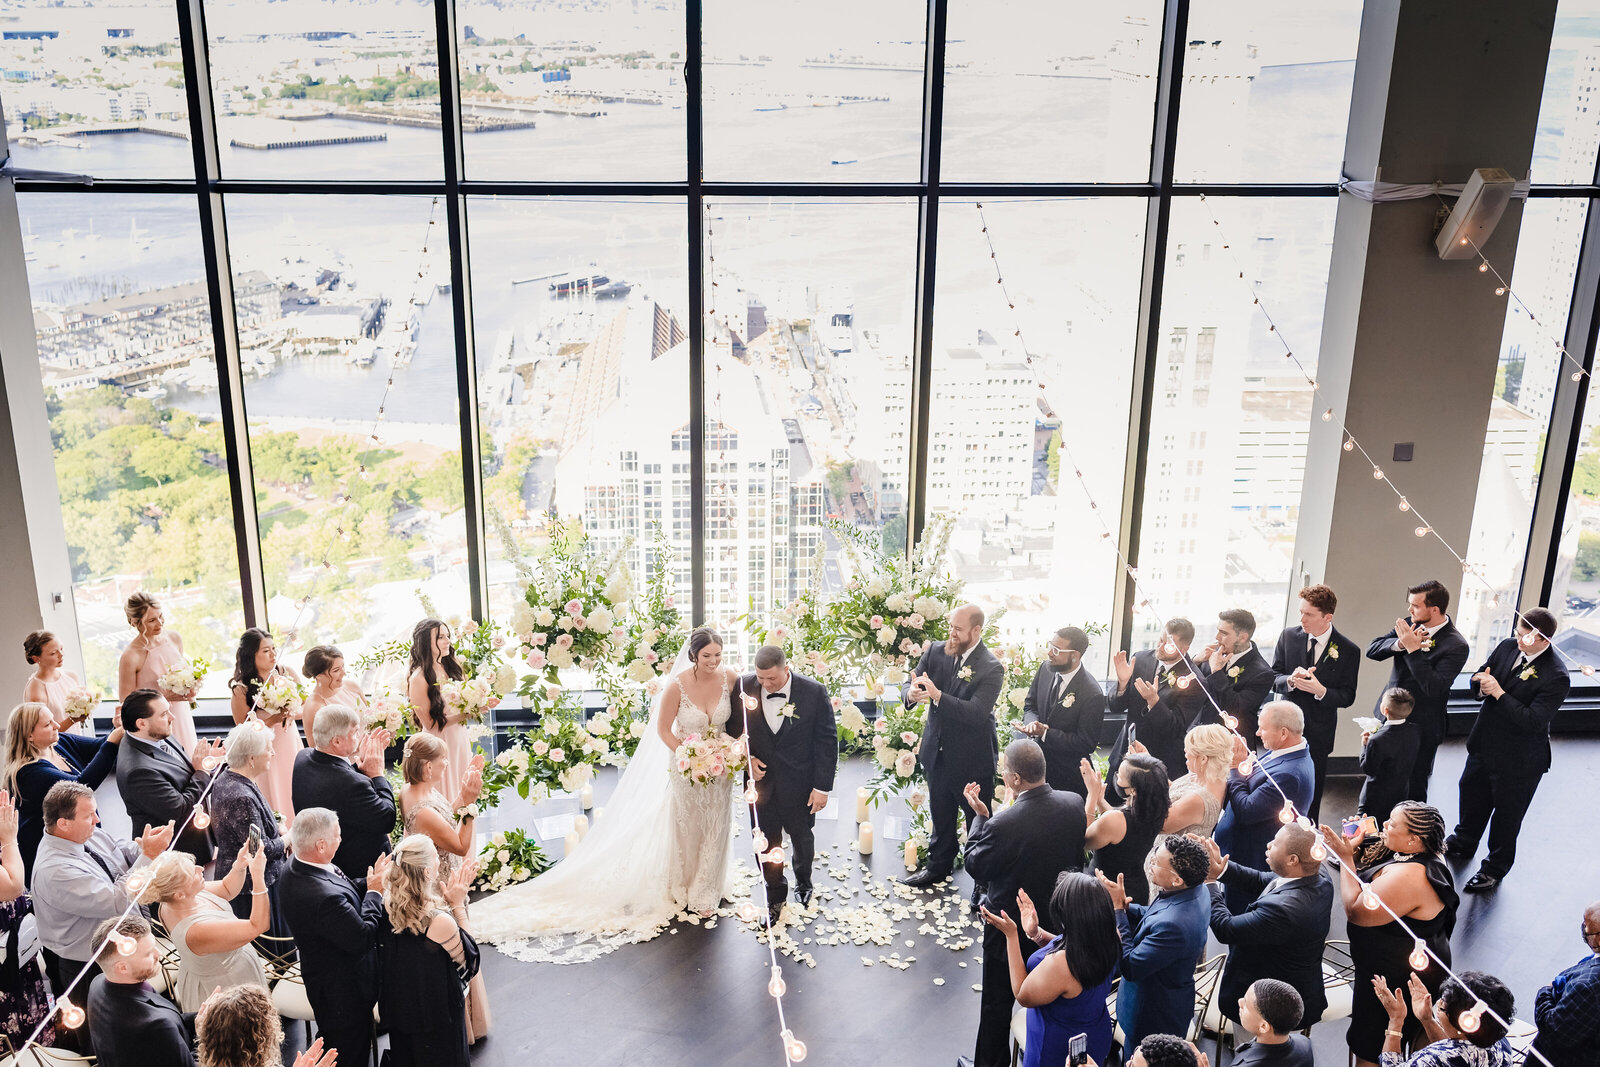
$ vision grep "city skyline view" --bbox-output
[8,0,1600,699]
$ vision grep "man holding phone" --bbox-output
[1017,627,1107,796]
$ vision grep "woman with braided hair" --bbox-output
[1319,801,1460,1067]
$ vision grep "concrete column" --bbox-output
[1293,0,1558,758]
[0,104,83,720]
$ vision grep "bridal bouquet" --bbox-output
[440,676,500,724]
[255,672,304,721]
[673,731,748,786]
[63,687,100,722]
[365,690,413,736]
[157,657,211,706]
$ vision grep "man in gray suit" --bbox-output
[114,689,222,864]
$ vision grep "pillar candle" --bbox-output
[904,838,918,871]
[573,814,589,839]
[855,786,870,823]
[563,830,579,855]
[595,807,605,821]
[580,783,594,809]
[857,821,874,855]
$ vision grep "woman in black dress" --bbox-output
[380,834,481,1067]
[1319,801,1458,1067]
[1083,752,1171,905]
[0,790,54,1049]
[209,721,290,941]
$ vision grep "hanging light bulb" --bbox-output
[1310,841,1328,862]
[1583,664,1596,677]
[764,848,786,866]
[1573,370,1585,382]
[768,964,787,998]
[742,784,757,804]
[115,932,137,956]
[1342,438,1355,452]
[1361,887,1382,911]
[1458,1001,1486,1033]
[782,1030,808,1062]
[1278,802,1296,825]
[1415,526,1432,538]
[743,694,758,711]
[1320,408,1333,421]
[1160,640,1176,657]
[1239,756,1254,775]
[752,831,769,852]
[192,804,211,830]
[1494,286,1507,296]
[1372,466,1385,480]
[202,756,221,772]
[125,871,147,897]
[1478,261,1488,272]
[1409,938,1430,971]
[1398,497,1410,512]
[1222,713,1238,730]
[1175,675,1191,689]
[1296,815,1314,831]
[736,901,760,923]
[59,999,85,1029]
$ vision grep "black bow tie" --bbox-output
[766,692,787,702]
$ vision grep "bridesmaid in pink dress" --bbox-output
[300,645,368,745]
[406,618,469,803]
[228,627,303,825]
[117,592,198,755]
[22,631,89,732]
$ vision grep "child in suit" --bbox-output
[1229,979,1316,1066]
[1357,687,1420,821]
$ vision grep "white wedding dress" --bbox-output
[472,664,736,964]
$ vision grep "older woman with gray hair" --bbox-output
[210,719,290,937]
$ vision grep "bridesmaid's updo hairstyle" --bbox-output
[301,645,342,680]
[402,732,447,785]
[685,627,723,672]
[125,591,160,628]
[23,630,54,665]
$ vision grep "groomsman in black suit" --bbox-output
[1446,607,1571,892]
[1195,608,1274,745]
[900,604,1002,887]
[728,646,837,919]
[963,739,1087,1067]
[1365,579,1472,802]
[1270,584,1361,820]
[279,808,389,1067]
[1105,618,1209,800]
[1017,626,1107,795]
[114,690,220,864]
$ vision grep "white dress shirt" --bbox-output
[762,679,791,734]
[32,829,150,962]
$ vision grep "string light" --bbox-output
[1309,840,1328,862]
[1278,801,1297,824]
[1409,938,1430,971]
[58,1000,84,1029]
[1398,497,1410,512]
[192,804,211,830]
[1458,1001,1485,1033]
[781,1030,808,1062]
[768,964,787,998]
[1361,887,1382,911]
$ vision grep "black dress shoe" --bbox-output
[900,869,947,888]
[767,903,784,925]
[1463,870,1501,892]
[956,1057,975,1067]
[1443,836,1474,859]
[796,887,813,907]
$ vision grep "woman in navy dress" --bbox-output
[984,871,1120,1067]
[2,702,123,877]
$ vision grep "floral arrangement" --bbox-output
[581,702,648,765]
[63,687,101,722]
[255,671,305,720]
[474,828,552,891]
[157,657,211,707]
[836,698,874,756]
[440,676,500,725]
[491,688,605,799]
[511,520,630,685]
[672,731,748,785]
[990,639,1043,735]
[830,512,963,685]
[606,525,686,692]
[866,696,928,803]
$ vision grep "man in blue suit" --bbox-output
[1214,700,1315,911]
[1098,834,1211,1048]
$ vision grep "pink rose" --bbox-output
[556,634,574,650]
[549,748,565,762]
[532,632,548,646]
[565,599,582,615]
[526,650,547,669]
[488,697,501,709]
[492,636,505,649]
[665,595,675,608]
[871,615,884,627]
[677,758,690,772]
[645,649,659,664]
[612,626,627,640]
[574,617,588,631]
[901,731,917,745]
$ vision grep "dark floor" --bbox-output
[460,736,1600,1067]
[88,736,1598,1066]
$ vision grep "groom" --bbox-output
[728,645,837,922]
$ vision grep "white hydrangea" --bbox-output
[885,592,911,614]
[839,705,868,735]
[586,606,614,633]
[510,601,536,636]
[913,596,946,621]
[865,577,888,598]
[1008,687,1028,709]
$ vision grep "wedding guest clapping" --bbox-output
[4,699,123,875]
[118,592,199,755]
[1372,970,1516,1066]
[1016,627,1107,796]
[1083,752,1170,905]
[196,984,338,1067]
[209,721,288,937]
[229,629,302,824]
[1160,725,1232,838]
[138,847,270,1012]
[1193,609,1274,744]
[0,789,56,1048]
[983,872,1118,1067]
[291,704,395,882]
[1105,618,1208,793]
[299,645,366,752]
[23,630,91,732]
[116,689,221,864]
[380,835,481,1067]
[407,618,470,803]
[1100,835,1211,1047]
[1214,700,1314,909]
[1530,899,1600,1067]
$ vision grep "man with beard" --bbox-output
[87,915,197,1067]
[1105,618,1208,802]
[900,604,1003,888]
[1017,625,1107,795]
[1194,609,1274,745]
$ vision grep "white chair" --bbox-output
[1311,940,1355,1031]
[0,1048,97,1065]
[269,969,317,1045]
[1008,1005,1027,1067]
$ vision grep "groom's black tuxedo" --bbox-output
[728,669,837,907]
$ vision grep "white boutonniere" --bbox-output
[1161,669,1177,688]
[1326,645,1339,660]
[1227,665,1243,680]
[958,666,972,681]
[778,702,798,720]
[1420,637,1435,652]
[1519,665,1537,681]
[1063,693,1076,708]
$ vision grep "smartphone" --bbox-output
[1342,814,1377,840]
[1068,1032,1088,1066]
[247,823,262,857]
[1126,723,1136,745]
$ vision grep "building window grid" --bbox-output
[7,1,1594,662]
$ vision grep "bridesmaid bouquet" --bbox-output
[672,732,748,786]
[63,687,100,722]
[256,672,305,721]
[440,676,500,724]
[157,657,211,706]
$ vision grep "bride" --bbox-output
[472,626,741,963]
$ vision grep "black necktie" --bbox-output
[85,842,118,884]
[1307,635,1316,661]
